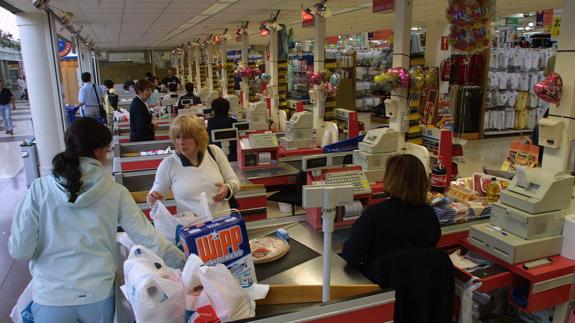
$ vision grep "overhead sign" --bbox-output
[373,0,394,13]
[302,10,314,28]
[58,38,72,58]
[551,16,561,37]
[543,9,554,26]
[505,17,519,27]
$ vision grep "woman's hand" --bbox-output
[152,120,158,130]
[147,191,164,205]
[213,183,229,202]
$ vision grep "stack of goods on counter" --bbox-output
[428,184,492,226]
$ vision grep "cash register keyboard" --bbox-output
[248,133,278,149]
[325,170,372,195]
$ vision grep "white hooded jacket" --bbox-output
[8,157,186,306]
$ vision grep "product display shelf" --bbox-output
[324,55,356,120]
[226,60,236,94]
[211,63,219,91]
[278,60,289,111]
[288,53,313,101]
[355,49,393,113]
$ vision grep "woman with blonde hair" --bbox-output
[341,154,440,275]
[147,115,240,217]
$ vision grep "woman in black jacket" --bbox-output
[341,154,440,279]
[129,79,156,142]
[207,97,238,161]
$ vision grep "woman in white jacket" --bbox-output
[147,115,240,217]
[9,117,186,323]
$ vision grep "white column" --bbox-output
[180,54,185,83]
[207,45,214,92]
[241,34,249,108]
[187,47,193,85]
[16,12,66,176]
[390,0,413,142]
[542,0,575,172]
[269,30,280,130]
[313,16,326,134]
[194,47,201,89]
[424,22,450,94]
[175,53,181,81]
[221,40,228,96]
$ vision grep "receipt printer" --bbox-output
[287,111,314,129]
[538,117,563,149]
[358,128,399,154]
[500,168,573,214]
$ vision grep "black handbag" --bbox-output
[92,84,107,120]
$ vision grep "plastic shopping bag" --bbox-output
[122,245,186,323]
[182,254,254,322]
[501,137,539,171]
[9,281,33,323]
[459,279,482,323]
[113,108,130,121]
[150,200,209,247]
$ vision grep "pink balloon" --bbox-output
[534,72,563,104]
[388,67,409,88]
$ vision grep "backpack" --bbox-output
[107,90,119,111]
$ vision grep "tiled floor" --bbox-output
[0,107,515,321]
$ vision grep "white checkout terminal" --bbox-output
[469,168,574,264]
[281,111,317,150]
[246,101,269,130]
[352,128,399,183]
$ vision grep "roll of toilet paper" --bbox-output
[561,215,575,260]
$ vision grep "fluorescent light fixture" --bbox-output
[187,15,211,26]
[331,7,359,15]
[201,2,231,16]
[517,27,525,31]
[528,22,534,27]
[525,26,532,30]
[411,27,418,31]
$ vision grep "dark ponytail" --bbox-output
[52,118,112,203]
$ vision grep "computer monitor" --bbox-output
[233,122,250,131]
[211,128,238,143]
[180,98,192,106]
[302,155,330,171]
[331,153,354,166]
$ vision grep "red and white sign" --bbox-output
[373,0,394,13]
[302,10,314,28]
[441,36,449,50]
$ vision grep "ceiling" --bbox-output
[6,0,564,49]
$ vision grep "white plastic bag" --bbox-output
[150,200,208,246]
[114,108,130,121]
[459,279,482,323]
[9,281,33,323]
[182,254,254,322]
[122,245,186,323]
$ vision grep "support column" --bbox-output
[313,16,326,135]
[175,52,180,81]
[207,45,214,92]
[194,47,202,89]
[424,21,450,94]
[188,47,193,85]
[390,0,413,142]
[241,34,250,108]
[221,39,228,96]
[269,30,280,130]
[16,12,66,176]
[542,0,575,173]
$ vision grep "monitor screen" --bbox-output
[305,156,328,170]
[212,129,237,141]
[181,99,192,105]
[234,122,250,131]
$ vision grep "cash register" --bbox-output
[246,101,269,130]
[353,128,399,183]
[237,132,279,170]
[280,111,317,150]
[469,168,574,264]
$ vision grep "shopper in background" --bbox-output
[147,115,240,217]
[161,83,180,114]
[341,154,440,280]
[123,79,135,92]
[147,76,161,109]
[0,80,15,135]
[77,72,104,119]
[130,79,156,142]
[207,97,238,161]
[103,79,118,129]
[161,68,181,90]
[177,82,202,111]
[8,118,185,323]
[17,76,27,100]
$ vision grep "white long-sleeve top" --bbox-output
[151,145,241,218]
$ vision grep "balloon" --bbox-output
[260,73,271,83]
[534,72,563,104]
[320,68,332,82]
[388,67,409,88]
[424,69,435,89]
[307,71,322,85]
[329,73,341,87]
[410,66,424,90]
[374,74,386,84]
[324,82,337,95]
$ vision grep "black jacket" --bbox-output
[207,116,238,161]
[177,93,202,110]
[341,198,440,272]
[129,96,155,142]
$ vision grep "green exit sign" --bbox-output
[506,17,519,26]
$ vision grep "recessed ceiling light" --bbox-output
[528,22,534,27]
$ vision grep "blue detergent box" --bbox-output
[179,214,256,288]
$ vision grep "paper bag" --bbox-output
[501,137,540,171]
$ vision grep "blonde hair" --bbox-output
[169,115,209,153]
[383,154,429,205]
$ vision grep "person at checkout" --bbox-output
[207,97,238,161]
[177,82,202,111]
[147,115,240,218]
[8,118,185,323]
[161,83,180,114]
[129,79,156,142]
[341,154,440,281]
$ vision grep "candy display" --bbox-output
[446,0,495,53]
